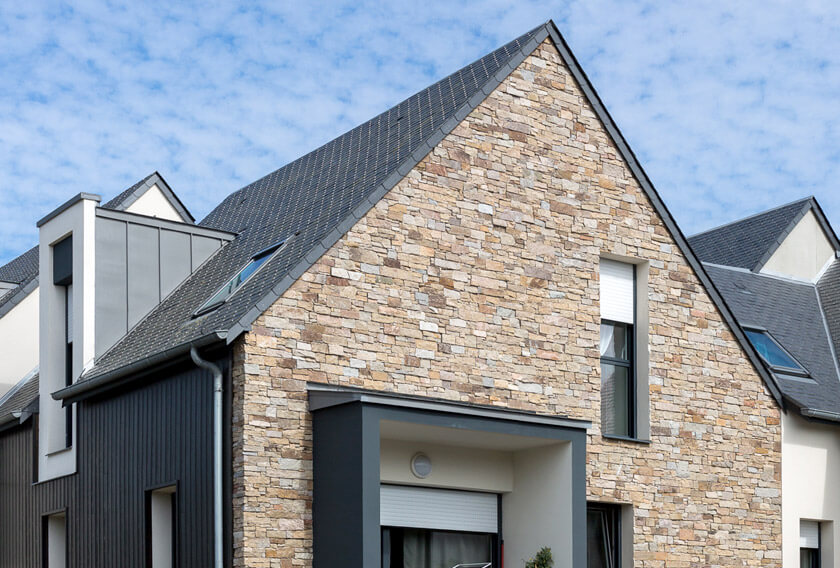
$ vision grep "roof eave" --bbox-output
[53,330,227,405]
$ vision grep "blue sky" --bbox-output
[1,1,840,265]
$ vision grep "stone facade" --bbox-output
[231,39,781,567]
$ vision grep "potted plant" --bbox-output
[524,546,553,568]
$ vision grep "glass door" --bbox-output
[382,527,496,568]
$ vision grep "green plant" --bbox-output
[524,546,553,568]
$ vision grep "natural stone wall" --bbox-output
[231,39,781,567]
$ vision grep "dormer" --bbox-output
[35,183,233,481]
[759,209,837,282]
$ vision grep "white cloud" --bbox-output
[1,1,839,264]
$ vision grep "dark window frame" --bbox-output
[600,318,636,439]
[800,520,821,568]
[194,238,289,316]
[587,502,621,568]
[743,327,810,377]
[41,508,68,568]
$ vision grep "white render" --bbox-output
[125,184,184,221]
[0,287,38,397]
[38,195,98,481]
[761,210,835,282]
[782,412,839,566]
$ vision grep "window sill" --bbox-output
[602,434,650,444]
[45,445,73,458]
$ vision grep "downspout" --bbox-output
[190,346,224,568]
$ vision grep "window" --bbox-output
[600,259,636,438]
[800,520,820,568]
[196,239,287,315]
[42,511,67,568]
[147,485,177,568]
[53,236,73,450]
[587,503,620,568]
[744,329,808,375]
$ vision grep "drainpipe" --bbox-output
[190,346,224,568]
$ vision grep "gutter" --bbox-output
[190,346,224,568]
[52,331,227,404]
[800,408,840,423]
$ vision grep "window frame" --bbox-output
[743,327,809,377]
[41,508,68,568]
[587,502,621,568]
[194,238,289,316]
[600,318,637,440]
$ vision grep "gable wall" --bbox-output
[761,209,835,281]
[232,40,781,567]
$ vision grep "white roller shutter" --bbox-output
[380,485,498,533]
[600,259,635,324]
[800,520,820,549]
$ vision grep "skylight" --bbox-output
[196,239,287,315]
[744,329,807,374]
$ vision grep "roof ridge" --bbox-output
[689,196,813,239]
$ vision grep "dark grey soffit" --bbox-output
[541,24,785,408]
[53,331,227,404]
[220,26,550,344]
[307,383,591,430]
[101,171,195,223]
[36,192,102,227]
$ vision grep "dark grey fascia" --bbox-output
[95,207,236,241]
[0,276,38,319]
[543,21,785,409]
[308,382,590,430]
[309,383,588,568]
[36,192,102,227]
[106,171,195,224]
[53,330,227,404]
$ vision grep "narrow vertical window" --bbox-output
[587,503,620,568]
[599,259,636,438]
[52,236,74,450]
[147,485,177,568]
[42,511,67,568]
[800,520,820,568]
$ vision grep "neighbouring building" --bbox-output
[690,198,840,568]
[6,19,833,567]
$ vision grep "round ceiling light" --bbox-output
[410,452,432,479]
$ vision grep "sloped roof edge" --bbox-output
[102,171,195,223]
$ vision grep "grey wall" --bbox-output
[95,214,227,357]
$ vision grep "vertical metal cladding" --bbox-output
[0,358,223,567]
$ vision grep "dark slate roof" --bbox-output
[56,21,783,410]
[0,371,38,428]
[76,23,548,384]
[817,260,840,367]
[101,171,194,222]
[0,246,38,285]
[705,264,840,413]
[688,198,812,270]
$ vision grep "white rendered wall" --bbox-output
[38,196,97,480]
[125,185,184,221]
[380,439,513,492]
[782,412,840,566]
[761,211,835,282]
[47,513,67,568]
[503,444,573,568]
[151,488,175,568]
[0,287,38,397]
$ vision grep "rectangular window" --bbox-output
[42,512,67,568]
[64,285,73,448]
[600,259,636,438]
[587,503,620,568]
[800,520,820,568]
[147,486,177,568]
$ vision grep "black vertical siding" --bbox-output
[0,357,224,567]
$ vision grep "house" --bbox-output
[0,20,786,567]
[689,198,840,567]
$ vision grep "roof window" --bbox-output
[744,328,808,374]
[195,239,287,315]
